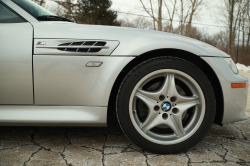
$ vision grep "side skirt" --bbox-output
[0,106,107,126]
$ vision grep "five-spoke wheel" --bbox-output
[116,57,216,154]
[130,70,205,145]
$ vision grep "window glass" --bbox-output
[0,3,25,23]
[12,0,55,18]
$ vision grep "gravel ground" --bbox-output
[0,71,250,166]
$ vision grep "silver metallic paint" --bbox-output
[0,23,33,104]
[0,1,248,126]
[33,56,134,106]
[0,106,107,126]
[201,57,249,124]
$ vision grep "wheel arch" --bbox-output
[108,49,224,126]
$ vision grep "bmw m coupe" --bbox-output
[0,0,248,154]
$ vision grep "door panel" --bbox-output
[0,23,33,104]
[33,55,133,106]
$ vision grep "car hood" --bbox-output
[32,22,229,57]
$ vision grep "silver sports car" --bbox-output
[0,0,248,154]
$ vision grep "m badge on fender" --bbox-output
[37,41,46,45]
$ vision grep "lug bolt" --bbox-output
[170,96,177,102]
[159,95,165,101]
[154,105,160,111]
[172,108,179,114]
[162,113,168,119]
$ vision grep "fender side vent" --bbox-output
[56,41,107,53]
[58,43,71,51]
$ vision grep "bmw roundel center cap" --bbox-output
[161,102,171,111]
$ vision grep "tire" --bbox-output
[116,57,216,154]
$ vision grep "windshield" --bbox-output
[12,0,55,18]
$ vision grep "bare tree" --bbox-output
[140,0,163,31]
[212,0,250,63]
[186,0,204,34]
[120,16,153,29]
[150,0,156,30]
[163,0,177,33]
[45,3,65,17]
[174,0,191,35]
[32,0,46,6]
[158,0,163,31]
[176,0,204,36]
[238,0,250,48]
[215,0,250,58]
[179,0,185,35]
[141,0,204,33]
[247,4,250,47]
[163,0,204,35]
[229,0,235,56]
[214,0,240,54]
[54,0,77,20]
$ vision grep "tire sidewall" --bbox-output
[116,57,216,154]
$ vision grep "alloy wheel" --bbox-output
[129,69,205,145]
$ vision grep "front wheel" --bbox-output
[116,57,216,154]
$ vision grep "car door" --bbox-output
[0,2,33,104]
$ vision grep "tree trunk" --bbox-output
[163,0,177,33]
[232,9,240,49]
[228,0,235,56]
[180,0,184,35]
[149,0,156,30]
[242,19,245,48]
[140,0,158,30]
[158,0,162,31]
[186,0,196,34]
[247,27,250,47]
[186,10,194,36]
[170,0,177,33]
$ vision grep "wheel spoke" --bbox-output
[135,91,158,109]
[141,115,163,132]
[137,89,159,102]
[135,92,160,132]
[163,74,199,106]
[177,95,199,105]
[176,97,199,113]
[138,73,176,101]
[167,99,199,136]
[166,115,185,136]
[163,73,179,98]
[156,73,172,96]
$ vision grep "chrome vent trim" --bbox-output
[37,46,110,49]
[34,39,119,56]
[36,41,109,53]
